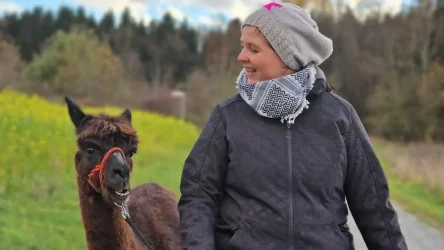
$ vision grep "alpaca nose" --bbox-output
[108,151,129,179]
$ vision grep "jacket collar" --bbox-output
[307,67,334,99]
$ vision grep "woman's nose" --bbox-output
[237,49,248,63]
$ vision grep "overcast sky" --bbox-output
[0,0,403,28]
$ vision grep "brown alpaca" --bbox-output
[64,97,182,250]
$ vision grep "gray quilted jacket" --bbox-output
[178,79,407,250]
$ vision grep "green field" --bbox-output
[0,90,200,249]
[1,90,443,249]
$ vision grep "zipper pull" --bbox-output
[287,122,291,129]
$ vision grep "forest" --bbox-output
[0,0,443,141]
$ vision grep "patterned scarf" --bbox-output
[236,64,317,124]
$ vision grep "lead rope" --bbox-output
[115,203,155,250]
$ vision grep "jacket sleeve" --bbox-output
[344,106,408,250]
[178,106,229,250]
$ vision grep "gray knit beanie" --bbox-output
[242,2,333,70]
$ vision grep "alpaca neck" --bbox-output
[77,178,135,250]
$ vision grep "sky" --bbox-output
[0,0,268,28]
[0,0,405,28]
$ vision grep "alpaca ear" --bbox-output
[121,108,131,123]
[64,96,88,128]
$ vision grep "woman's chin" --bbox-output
[247,78,259,84]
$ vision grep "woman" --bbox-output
[178,2,408,250]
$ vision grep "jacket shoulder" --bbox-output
[306,91,357,136]
[217,94,244,109]
[318,92,355,119]
[328,93,353,110]
[205,94,245,126]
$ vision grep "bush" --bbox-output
[19,28,129,102]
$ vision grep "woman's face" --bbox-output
[237,25,293,84]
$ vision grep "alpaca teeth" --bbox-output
[115,190,129,196]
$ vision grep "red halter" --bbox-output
[87,147,132,189]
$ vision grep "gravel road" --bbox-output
[348,202,444,249]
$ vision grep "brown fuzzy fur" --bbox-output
[71,110,182,250]
[76,114,140,145]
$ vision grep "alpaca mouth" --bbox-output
[115,189,130,197]
[107,187,131,203]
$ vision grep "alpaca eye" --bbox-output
[86,148,96,155]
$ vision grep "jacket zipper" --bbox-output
[286,122,294,250]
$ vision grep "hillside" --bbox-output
[0,90,200,249]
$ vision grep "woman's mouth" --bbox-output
[245,67,257,77]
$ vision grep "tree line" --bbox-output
[0,5,200,86]
[0,0,443,142]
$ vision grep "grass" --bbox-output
[0,90,200,249]
[1,89,443,249]
[371,139,444,231]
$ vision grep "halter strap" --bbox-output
[87,147,131,189]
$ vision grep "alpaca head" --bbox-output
[64,97,139,205]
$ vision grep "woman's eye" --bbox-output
[86,148,96,155]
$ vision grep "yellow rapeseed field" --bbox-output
[0,89,200,249]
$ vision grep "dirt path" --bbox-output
[348,202,444,249]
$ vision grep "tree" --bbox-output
[55,6,75,32]
[366,63,444,142]
[200,19,243,76]
[21,28,126,102]
[174,19,200,82]
[0,35,23,88]
[98,10,115,35]
[120,7,135,29]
